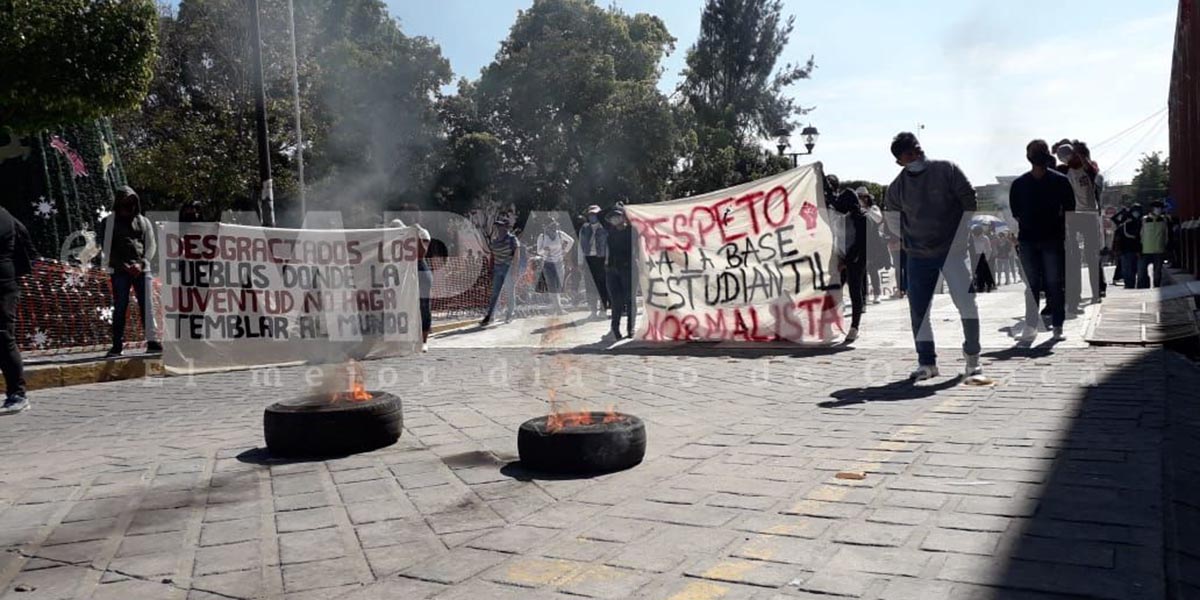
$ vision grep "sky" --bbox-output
[388,0,1177,187]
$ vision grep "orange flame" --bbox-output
[546,411,594,433]
[332,361,371,403]
[602,405,622,424]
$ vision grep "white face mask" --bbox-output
[1153,208,1163,215]
[905,159,927,174]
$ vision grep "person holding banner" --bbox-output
[603,206,636,340]
[579,205,609,318]
[99,186,162,357]
[884,132,982,382]
[825,174,871,343]
[395,206,433,351]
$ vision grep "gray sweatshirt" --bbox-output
[883,160,976,259]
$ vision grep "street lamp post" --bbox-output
[773,125,820,167]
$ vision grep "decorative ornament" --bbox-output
[97,207,111,221]
[28,329,50,350]
[100,140,114,175]
[97,306,114,324]
[32,196,58,219]
[49,135,88,178]
[63,270,84,290]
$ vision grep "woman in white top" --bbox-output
[536,221,575,314]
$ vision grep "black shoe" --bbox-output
[105,347,123,358]
[0,395,29,416]
[146,341,163,353]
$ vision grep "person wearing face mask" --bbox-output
[536,219,575,315]
[883,132,982,381]
[1009,140,1075,341]
[98,186,162,357]
[603,206,636,340]
[825,174,869,342]
[1114,204,1143,290]
[579,205,609,318]
[1138,200,1169,288]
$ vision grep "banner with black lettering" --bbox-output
[158,223,421,374]
[626,162,843,342]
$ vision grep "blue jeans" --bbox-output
[1018,240,1065,329]
[906,251,980,366]
[484,263,515,321]
[606,267,635,336]
[111,271,157,348]
[1137,254,1163,289]
[1121,252,1140,289]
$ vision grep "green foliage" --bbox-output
[446,0,680,213]
[0,0,158,133]
[673,0,813,196]
[1130,152,1169,204]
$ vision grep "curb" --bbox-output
[26,356,164,391]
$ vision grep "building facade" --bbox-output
[1170,0,1199,274]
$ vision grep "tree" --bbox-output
[1130,152,1169,205]
[454,0,680,213]
[0,0,158,133]
[673,0,814,197]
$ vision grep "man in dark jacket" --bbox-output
[883,132,981,381]
[0,208,35,415]
[1010,140,1074,341]
[604,206,636,340]
[98,186,161,357]
[825,174,868,342]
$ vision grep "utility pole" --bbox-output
[249,0,275,226]
[286,0,305,217]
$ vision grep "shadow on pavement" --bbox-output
[235,447,343,466]
[499,461,605,482]
[981,338,1061,361]
[820,375,965,408]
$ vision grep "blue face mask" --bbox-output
[905,159,927,174]
[588,215,598,223]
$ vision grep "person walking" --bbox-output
[480,218,522,326]
[536,220,574,314]
[1054,141,1105,309]
[0,208,34,415]
[604,206,636,340]
[968,226,995,293]
[1114,204,1143,290]
[826,175,870,342]
[883,132,982,381]
[991,230,1012,286]
[1138,200,1169,288]
[579,205,609,318]
[99,186,161,357]
[1010,140,1074,341]
[856,187,890,304]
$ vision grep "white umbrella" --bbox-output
[971,215,1006,227]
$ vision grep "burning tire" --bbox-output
[264,392,402,458]
[517,412,645,474]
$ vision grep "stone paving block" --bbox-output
[331,467,382,485]
[791,570,876,597]
[61,499,126,523]
[116,530,186,557]
[610,500,738,528]
[199,517,259,547]
[920,529,1001,555]
[935,513,1013,533]
[780,499,863,520]
[202,501,259,523]
[276,506,338,533]
[430,579,561,600]
[647,487,710,505]
[832,522,914,548]
[956,496,1037,517]
[363,539,445,577]
[734,514,831,539]
[937,554,1153,599]
[35,539,107,564]
[805,485,877,505]
[882,490,950,510]
[281,556,362,592]
[339,575,446,600]
[401,547,507,584]
[826,546,931,577]
[540,537,618,562]
[275,491,331,512]
[557,564,652,599]
[877,578,956,600]
[578,517,654,543]
[193,540,260,576]
[705,493,778,511]
[731,534,821,566]
[484,556,584,587]
[1010,536,1115,568]
[272,475,324,497]
[278,528,346,564]
[355,518,435,550]
[3,565,88,599]
[652,578,761,600]
[684,557,796,588]
[42,518,116,546]
[466,524,560,554]
[866,507,932,526]
[89,578,178,600]
[426,505,506,535]
[338,480,395,504]
[345,498,419,524]
[107,550,184,579]
[396,471,451,490]
[407,486,475,515]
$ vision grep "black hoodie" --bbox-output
[0,208,35,291]
[98,186,157,273]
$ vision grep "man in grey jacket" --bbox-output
[98,186,161,357]
[883,132,981,381]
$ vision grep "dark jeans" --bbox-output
[1121,252,1140,289]
[0,288,25,397]
[891,248,907,294]
[1019,240,1066,329]
[111,271,157,349]
[606,266,635,336]
[1137,253,1164,289]
[844,258,866,328]
[906,251,980,366]
[585,256,609,312]
[1065,214,1103,305]
[418,268,433,336]
[483,263,516,321]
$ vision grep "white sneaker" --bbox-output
[421,343,429,353]
[909,365,939,381]
[844,327,859,343]
[964,353,982,377]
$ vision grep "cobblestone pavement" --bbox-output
[0,286,1188,599]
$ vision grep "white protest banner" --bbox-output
[157,222,421,374]
[625,162,843,342]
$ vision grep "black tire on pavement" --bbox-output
[517,412,646,473]
[264,392,402,458]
